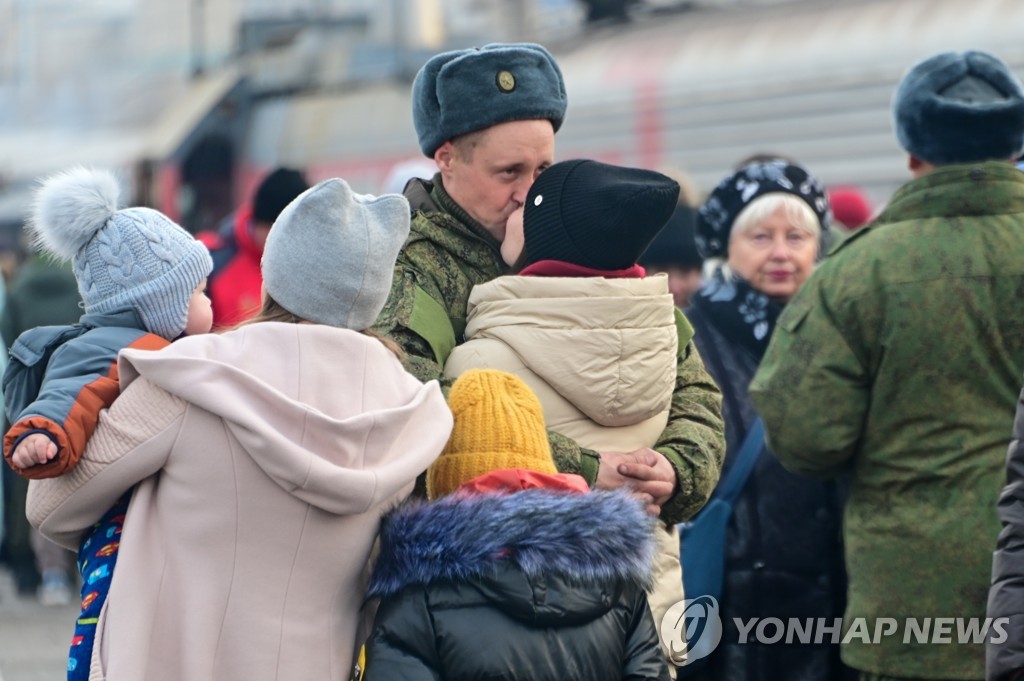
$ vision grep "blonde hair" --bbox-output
[238,295,405,360]
[732,192,821,241]
[704,192,822,280]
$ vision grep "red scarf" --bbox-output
[519,260,646,279]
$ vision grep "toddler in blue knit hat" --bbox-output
[1,166,212,678]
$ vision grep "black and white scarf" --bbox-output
[690,265,785,361]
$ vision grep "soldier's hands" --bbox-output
[11,433,59,469]
[596,448,677,516]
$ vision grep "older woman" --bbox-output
[684,159,852,681]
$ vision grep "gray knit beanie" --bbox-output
[261,178,410,329]
[29,167,213,339]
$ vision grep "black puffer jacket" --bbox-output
[685,303,851,681]
[364,478,671,681]
[987,382,1024,681]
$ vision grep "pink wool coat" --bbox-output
[27,322,453,681]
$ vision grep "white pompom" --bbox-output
[28,166,121,260]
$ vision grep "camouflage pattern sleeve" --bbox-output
[655,340,726,524]
[549,431,601,485]
[372,257,447,385]
[372,258,450,500]
[748,274,869,478]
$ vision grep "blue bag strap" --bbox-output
[713,417,765,505]
[682,307,765,509]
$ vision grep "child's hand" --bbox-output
[11,434,59,469]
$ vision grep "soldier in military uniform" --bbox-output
[372,43,725,525]
[749,51,1024,681]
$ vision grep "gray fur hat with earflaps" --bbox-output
[893,50,1024,165]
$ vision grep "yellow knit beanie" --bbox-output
[427,369,558,499]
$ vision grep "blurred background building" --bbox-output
[0,0,1022,237]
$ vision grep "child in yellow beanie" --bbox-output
[364,369,671,681]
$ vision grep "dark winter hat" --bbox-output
[638,204,703,269]
[523,160,680,270]
[29,167,212,340]
[252,168,310,225]
[893,50,1024,165]
[412,43,567,157]
[695,160,830,259]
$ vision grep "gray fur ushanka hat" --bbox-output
[893,50,1024,165]
[412,43,568,157]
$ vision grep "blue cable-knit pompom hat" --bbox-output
[29,167,213,339]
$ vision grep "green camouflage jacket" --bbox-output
[373,176,725,523]
[750,161,1024,679]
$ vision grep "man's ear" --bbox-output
[435,142,455,173]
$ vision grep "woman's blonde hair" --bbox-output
[704,192,822,280]
[731,192,821,242]
[238,295,404,360]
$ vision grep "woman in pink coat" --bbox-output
[25,178,454,681]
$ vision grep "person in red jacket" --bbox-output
[200,168,309,328]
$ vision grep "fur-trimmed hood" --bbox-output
[369,487,656,622]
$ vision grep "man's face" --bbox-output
[436,119,555,242]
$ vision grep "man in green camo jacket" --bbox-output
[750,50,1024,680]
[372,43,724,525]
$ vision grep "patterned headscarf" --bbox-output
[695,160,831,259]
